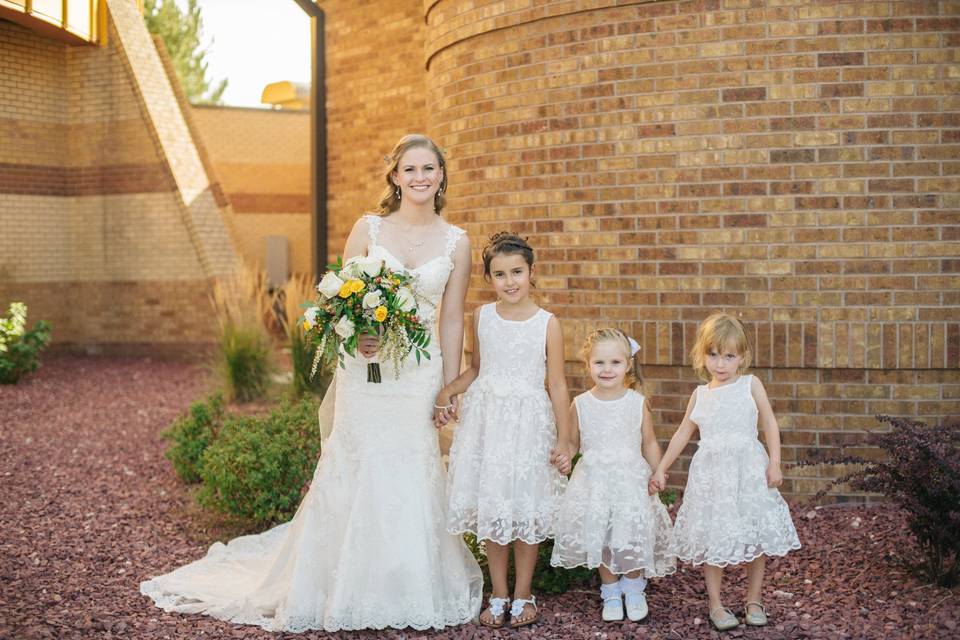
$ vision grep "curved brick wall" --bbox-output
[425,0,960,494]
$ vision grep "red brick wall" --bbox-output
[423,0,960,498]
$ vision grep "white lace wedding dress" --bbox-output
[140,216,483,632]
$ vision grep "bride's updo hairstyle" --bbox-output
[481,232,535,282]
[377,134,448,216]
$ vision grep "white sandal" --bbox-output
[479,596,509,628]
[509,594,539,628]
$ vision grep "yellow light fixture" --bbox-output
[261,80,309,110]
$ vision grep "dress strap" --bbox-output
[444,224,465,260]
[365,214,382,247]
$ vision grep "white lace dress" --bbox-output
[446,303,565,544]
[670,374,801,566]
[140,215,483,632]
[551,390,676,576]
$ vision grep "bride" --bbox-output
[141,134,483,632]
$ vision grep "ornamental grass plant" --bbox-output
[274,273,330,397]
[209,265,274,402]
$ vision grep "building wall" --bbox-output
[423,0,960,498]
[190,105,312,275]
[0,0,237,351]
[323,0,429,262]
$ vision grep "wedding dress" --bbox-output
[140,215,483,632]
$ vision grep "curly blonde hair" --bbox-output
[690,312,752,381]
[376,134,447,215]
[580,327,643,393]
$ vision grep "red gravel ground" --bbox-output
[1,356,957,640]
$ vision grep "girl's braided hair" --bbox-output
[481,232,535,278]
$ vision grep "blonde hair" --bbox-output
[580,328,643,393]
[376,134,448,215]
[690,312,752,381]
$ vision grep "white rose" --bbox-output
[334,316,355,339]
[317,271,345,299]
[361,290,382,309]
[396,287,416,312]
[303,306,320,328]
[341,256,363,278]
[357,255,384,277]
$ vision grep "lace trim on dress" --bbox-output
[365,214,382,245]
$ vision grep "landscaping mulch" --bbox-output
[1,355,956,640]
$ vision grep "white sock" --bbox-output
[619,575,647,594]
[600,581,622,600]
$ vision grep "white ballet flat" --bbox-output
[600,583,624,622]
[624,592,648,621]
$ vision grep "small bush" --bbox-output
[533,540,594,593]
[659,487,678,507]
[800,415,960,587]
[217,322,271,402]
[0,302,51,385]
[463,534,593,595]
[198,396,321,525]
[161,393,225,484]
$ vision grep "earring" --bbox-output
[395,185,401,200]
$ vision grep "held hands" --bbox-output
[433,387,459,429]
[766,462,783,488]
[358,334,380,359]
[550,441,573,475]
[648,468,668,496]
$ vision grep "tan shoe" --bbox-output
[744,601,768,626]
[709,607,739,631]
[478,596,509,628]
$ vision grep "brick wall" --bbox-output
[190,105,312,275]
[323,0,429,263]
[422,0,960,498]
[0,1,237,350]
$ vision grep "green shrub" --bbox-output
[463,534,594,595]
[799,415,960,587]
[659,487,678,507]
[217,321,271,402]
[161,393,225,484]
[533,539,594,593]
[0,302,51,385]
[198,396,321,525]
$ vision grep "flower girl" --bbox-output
[550,328,675,622]
[435,232,570,628]
[650,313,800,631]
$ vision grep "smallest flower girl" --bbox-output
[551,328,675,622]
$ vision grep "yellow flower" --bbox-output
[338,282,352,298]
[374,305,388,322]
[349,279,365,293]
[302,319,310,331]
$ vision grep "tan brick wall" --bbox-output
[423,0,960,498]
[323,0,428,262]
[0,5,239,348]
[190,105,312,275]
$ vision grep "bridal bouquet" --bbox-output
[303,255,431,382]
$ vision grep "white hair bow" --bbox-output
[627,336,640,356]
